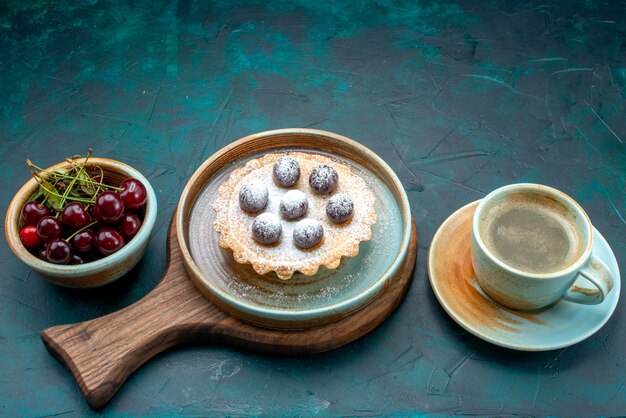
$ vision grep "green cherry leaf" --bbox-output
[39,178,63,210]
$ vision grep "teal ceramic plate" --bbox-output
[429,201,621,351]
[177,129,412,329]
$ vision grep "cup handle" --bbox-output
[562,254,614,305]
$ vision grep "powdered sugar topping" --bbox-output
[212,152,377,279]
[293,218,324,249]
[309,164,338,195]
[326,193,354,224]
[239,180,268,213]
[252,212,282,244]
[279,190,309,220]
[273,156,301,187]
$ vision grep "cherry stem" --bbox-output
[26,159,42,172]
[95,165,104,197]
[59,149,92,208]
[28,150,125,211]
[34,170,122,191]
[66,220,98,241]
[33,175,95,204]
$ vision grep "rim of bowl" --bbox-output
[176,128,412,324]
[5,157,158,277]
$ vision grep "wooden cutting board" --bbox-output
[41,217,417,409]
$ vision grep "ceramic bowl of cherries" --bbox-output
[5,151,157,288]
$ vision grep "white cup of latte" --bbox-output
[471,183,615,311]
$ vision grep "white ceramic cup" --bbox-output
[471,183,615,311]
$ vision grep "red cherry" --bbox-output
[19,225,41,248]
[46,238,72,264]
[95,227,125,256]
[71,229,96,253]
[119,214,142,239]
[37,216,63,242]
[70,254,86,265]
[62,202,91,229]
[119,179,147,212]
[22,201,50,225]
[93,191,125,223]
[35,247,47,261]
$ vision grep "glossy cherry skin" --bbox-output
[20,225,41,248]
[119,179,147,212]
[70,254,86,265]
[71,229,96,253]
[95,227,125,256]
[46,238,72,264]
[119,214,142,239]
[36,216,63,242]
[93,191,125,223]
[35,247,48,261]
[62,202,91,229]
[22,201,50,225]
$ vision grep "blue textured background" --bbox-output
[1,0,624,415]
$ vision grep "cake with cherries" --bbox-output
[212,152,377,279]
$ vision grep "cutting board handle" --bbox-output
[40,217,417,409]
[41,269,218,409]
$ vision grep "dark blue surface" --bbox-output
[1,1,624,415]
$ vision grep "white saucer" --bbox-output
[428,201,621,351]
